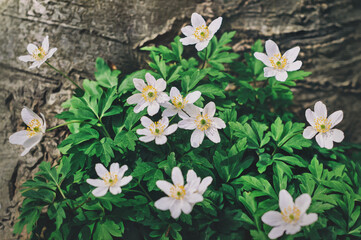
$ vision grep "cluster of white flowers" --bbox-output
[127,74,226,148]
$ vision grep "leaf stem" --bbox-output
[45,61,82,90]
[46,120,84,132]
[138,180,153,202]
[201,47,208,69]
[98,119,111,138]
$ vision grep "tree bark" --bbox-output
[0,0,360,238]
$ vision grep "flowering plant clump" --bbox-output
[10,12,361,240]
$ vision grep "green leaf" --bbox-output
[114,131,137,151]
[95,57,120,88]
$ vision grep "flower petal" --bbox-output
[21,107,43,127]
[331,129,344,143]
[164,124,178,135]
[286,60,302,71]
[155,78,166,92]
[180,37,199,46]
[92,186,108,197]
[118,165,129,179]
[208,17,222,34]
[109,186,122,195]
[29,61,40,69]
[119,175,132,187]
[314,101,327,118]
[198,176,212,194]
[324,136,334,149]
[299,213,318,226]
[186,193,203,203]
[185,91,201,104]
[21,147,32,156]
[195,40,210,51]
[156,92,170,103]
[264,67,277,77]
[283,46,300,63]
[110,163,120,174]
[170,87,181,99]
[9,130,29,145]
[191,13,206,27]
[155,197,174,210]
[19,55,34,62]
[162,108,178,117]
[178,118,197,130]
[139,135,155,143]
[181,25,194,37]
[95,163,109,178]
[136,128,152,136]
[295,193,311,214]
[183,104,200,118]
[147,102,160,116]
[212,117,226,129]
[156,180,173,196]
[87,179,106,187]
[155,135,167,145]
[46,48,57,59]
[265,40,280,58]
[315,133,325,148]
[254,52,272,67]
[133,78,147,92]
[303,126,317,139]
[279,189,294,211]
[134,101,148,113]
[186,170,198,183]
[145,73,156,87]
[275,71,288,82]
[27,43,38,54]
[170,200,182,219]
[203,102,216,117]
[328,110,343,128]
[160,116,169,128]
[268,225,286,239]
[205,127,221,143]
[285,224,301,235]
[181,200,193,214]
[191,129,205,148]
[21,134,42,156]
[261,211,284,227]
[42,36,49,52]
[305,109,316,127]
[172,167,184,186]
[140,116,153,128]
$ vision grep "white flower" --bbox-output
[127,73,170,116]
[262,189,318,239]
[162,87,201,119]
[86,163,132,197]
[254,40,302,82]
[180,13,222,51]
[178,102,226,148]
[303,101,344,149]
[136,116,177,145]
[154,167,204,219]
[185,169,212,197]
[19,36,57,69]
[9,107,46,156]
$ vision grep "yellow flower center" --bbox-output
[170,185,186,200]
[32,47,46,61]
[195,114,211,131]
[102,172,118,187]
[149,121,165,136]
[281,205,301,224]
[193,25,210,41]
[142,85,157,102]
[270,53,287,70]
[171,95,188,109]
[314,116,331,133]
[26,119,42,137]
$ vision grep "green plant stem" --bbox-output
[201,47,208,69]
[73,197,91,211]
[138,181,153,202]
[169,115,176,123]
[46,120,84,132]
[98,119,111,138]
[45,61,82,90]
[165,224,171,237]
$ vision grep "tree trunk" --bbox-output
[0,0,360,238]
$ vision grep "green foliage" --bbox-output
[14,31,361,240]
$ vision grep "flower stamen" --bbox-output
[270,53,287,70]
[102,172,118,187]
[171,95,188,109]
[195,114,211,131]
[193,25,210,41]
[170,185,186,200]
[142,85,157,102]
[32,47,46,61]
[26,119,42,137]
[281,205,301,224]
[149,121,165,136]
[314,117,331,133]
